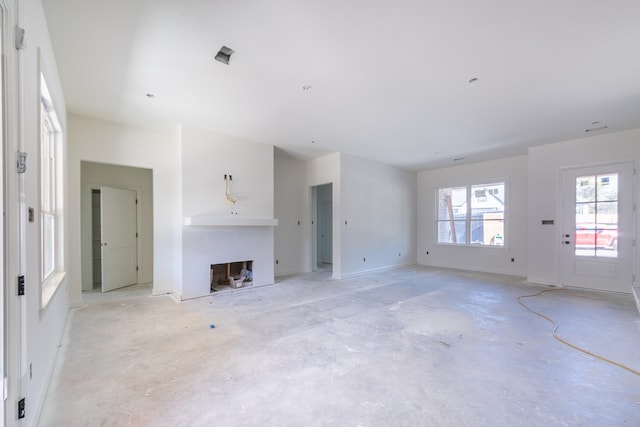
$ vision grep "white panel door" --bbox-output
[562,163,635,293]
[101,187,138,292]
[320,201,333,264]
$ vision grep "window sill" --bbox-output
[41,271,66,310]
[435,242,508,249]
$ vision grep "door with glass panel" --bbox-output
[562,163,635,293]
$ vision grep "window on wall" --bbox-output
[41,74,64,307]
[437,181,506,246]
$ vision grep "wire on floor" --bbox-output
[517,287,640,377]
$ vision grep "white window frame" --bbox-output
[40,73,65,308]
[436,179,508,247]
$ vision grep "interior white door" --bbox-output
[101,187,138,292]
[562,163,635,293]
[320,201,333,264]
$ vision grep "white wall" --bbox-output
[10,0,70,424]
[528,128,640,286]
[180,125,275,299]
[274,150,306,276]
[80,162,154,290]
[340,154,417,278]
[68,114,182,301]
[417,155,528,276]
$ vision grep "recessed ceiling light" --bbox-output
[585,125,608,133]
[215,46,235,65]
[302,85,312,91]
[468,77,479,84]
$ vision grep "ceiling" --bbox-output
[42,0,640,171]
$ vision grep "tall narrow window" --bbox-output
[437,181,506,246]
[40,74,64,306]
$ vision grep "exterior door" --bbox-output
[562,163,635,293]
[101,187,138,292]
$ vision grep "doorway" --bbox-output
[81,161,153,292]
[562,162,635,293]
[313,183,333,271]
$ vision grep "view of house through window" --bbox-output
[40,73,63,305]
[437,182,505,246]
[574,173,619,258]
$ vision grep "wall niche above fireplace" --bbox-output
[210,261,253,293]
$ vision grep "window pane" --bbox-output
[576,176,596,202]
[438,220,466,244]
[575,202,596,224]
[597,201,617,222]
[470,219,504,245]
[596,173,618,202]
[471,183,504,215]
[42,213,55,279]
[470,183,505,245]
[438,187,466,220]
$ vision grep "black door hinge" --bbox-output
[18,397,25,419]
[18,275,25,296]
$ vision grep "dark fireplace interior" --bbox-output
[210,261,253,293]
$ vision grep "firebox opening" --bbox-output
[210,261,253,293]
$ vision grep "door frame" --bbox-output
[81,183,142,291]
[560,161,637,293]
[309,183,335,274]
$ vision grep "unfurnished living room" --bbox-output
[1,1,639,426]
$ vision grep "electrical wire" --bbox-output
[517,287,640,377]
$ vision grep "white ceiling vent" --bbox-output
[215,46,235,65]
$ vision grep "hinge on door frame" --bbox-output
[2,377,7,401]
[18,397,25,419]
[18,275,25,296]
[15,26,25,50]
[16,151,27,174]
[136,266,139,272]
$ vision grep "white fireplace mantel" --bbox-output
[184,215,278,227]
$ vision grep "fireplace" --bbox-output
[182,221,275,300]
[210,260,253,292]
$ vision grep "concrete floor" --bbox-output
[39,266,640,426]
